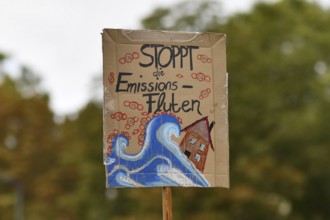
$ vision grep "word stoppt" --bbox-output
[139,44,199,71]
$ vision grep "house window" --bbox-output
[199,143,206,151]
[189,136,197,144]
[194,153,201,162]
[184,150,191,158]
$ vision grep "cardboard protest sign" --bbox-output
[102,29,229,188]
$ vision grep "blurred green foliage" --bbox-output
[1,0,330,219]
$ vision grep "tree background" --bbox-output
[1,0,330,219]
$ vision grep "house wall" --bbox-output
[179,130,210,172]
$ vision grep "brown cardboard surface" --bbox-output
[102,29,229,188]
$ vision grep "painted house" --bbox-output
[179,117,215,172]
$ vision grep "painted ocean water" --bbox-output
[104,114,210,187]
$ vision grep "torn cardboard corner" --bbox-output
[102,28,229,188]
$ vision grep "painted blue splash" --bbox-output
[105,114,210,187]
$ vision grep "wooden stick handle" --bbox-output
[162,187,173,220]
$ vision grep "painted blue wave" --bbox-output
[105,114,210,187]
